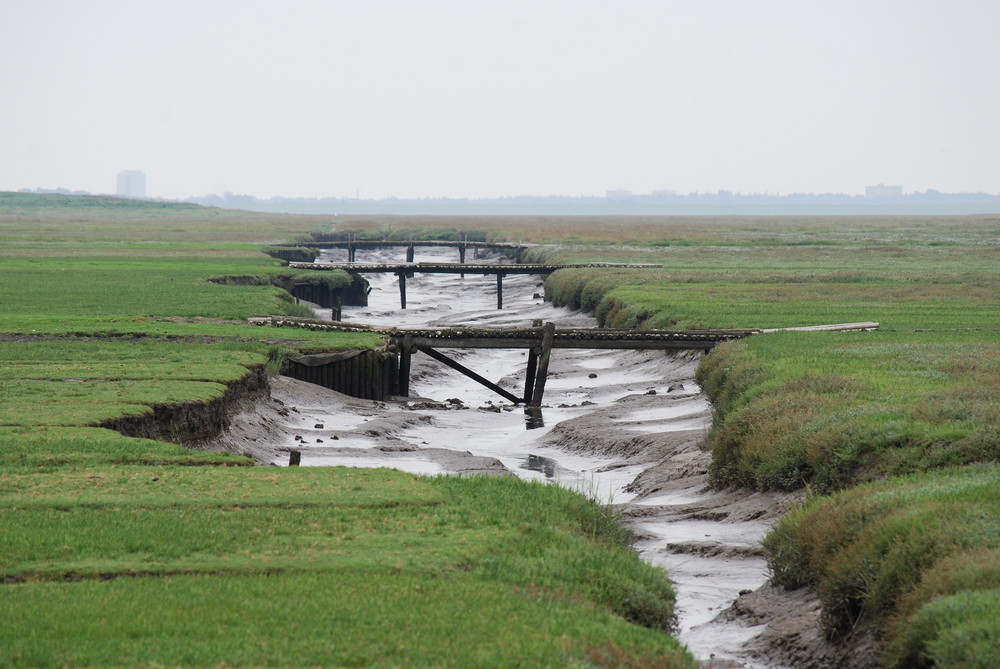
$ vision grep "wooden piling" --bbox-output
[289,450,301,466]
[523,348,539,404]
[529,322,555,407]
[496,273,504,309]
[397,272,407,309]
[398,335,413,397]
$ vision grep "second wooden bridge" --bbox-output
[288,261,663,309]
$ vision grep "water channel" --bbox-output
[281,246,776,666]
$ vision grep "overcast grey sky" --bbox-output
[2,0,998,200]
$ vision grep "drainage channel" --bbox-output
[288,246,776,667]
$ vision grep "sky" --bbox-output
[2,0,999,200]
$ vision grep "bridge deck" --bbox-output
[251,317,754,351]
[275,240,533,250]
[288,261,662,275]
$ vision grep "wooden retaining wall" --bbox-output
[282,348,398,401]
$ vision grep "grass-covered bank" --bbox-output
[0,468,693,667]
[763,467,999,669]
[1,194,695,667]
[326,213,999,665]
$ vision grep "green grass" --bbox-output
[0,427,250,471]
[763,467,1000,668]
[0,572,690,668]
[0,470,694,668]
[695,331,999,491]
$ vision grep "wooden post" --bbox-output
[334,296,343,321]
[459,242,466,278]
[529,322,555,407]
[523,319,543,403]
[348,241,356,262]
[398,335,412,397]
[288,450,301,466]
[496,273,504,309]
[397,272,407,309]
[523,347,539,404]
[406,243,415,263]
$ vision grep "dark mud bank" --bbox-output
[99,365,270,445]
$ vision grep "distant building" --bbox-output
[865,183,903,198]
[606,189,635,200]
[117,170,146,198]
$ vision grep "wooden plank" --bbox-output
[416,345,522,404]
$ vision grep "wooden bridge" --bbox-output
[276,239,532,263]
[287,261,663,309]
[252,317,756,407]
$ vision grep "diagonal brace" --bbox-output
[416,345,522,404]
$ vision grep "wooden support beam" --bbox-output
[348,242,356,262]
[523,347,539,404]
[398,335,413,397]
[523,319,543,403]
[397,272,407,309]
[416,345,522,404]
[529,322,555,407]
[496,273,504,310]
[406,243,415,263]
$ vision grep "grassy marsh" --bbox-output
[0,194,696,667]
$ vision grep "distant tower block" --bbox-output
[117,170,146,198]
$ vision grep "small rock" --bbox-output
[314,423,324,429]
[316,438,323,443]
[588,373,598,379]
[446,398,463,405]
[533,292,543,299]
[332,435,339,440]
[294,435,303,441]
[645,389,657,395]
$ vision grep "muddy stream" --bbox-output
[218,247,795,667]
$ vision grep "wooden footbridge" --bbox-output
[252,317,758,407]
[277,239,531,263]
[287,261,662,309]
